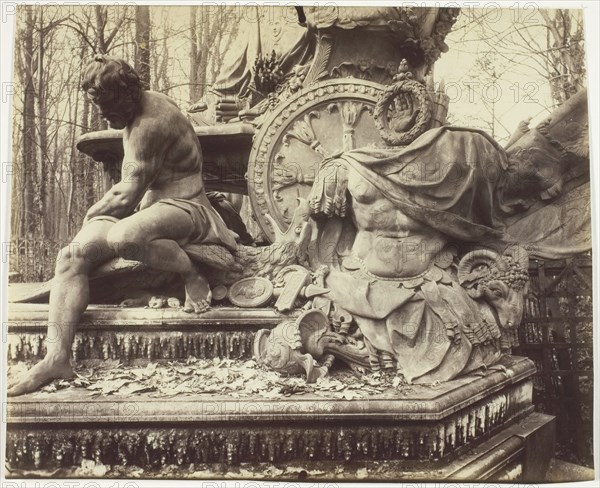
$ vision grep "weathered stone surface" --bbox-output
[6,356,542,474]
[6,304,287,363]
[546,458,595,482]
[77,123,255,194]
[7,303,287,327]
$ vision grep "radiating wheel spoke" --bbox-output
[248,80,385,241]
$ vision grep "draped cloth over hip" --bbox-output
[156,198,239,251]
[325,262,502,383]
[309,126,590,382]
[87,197,239,252]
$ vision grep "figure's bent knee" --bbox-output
[107,223,146,260]
[55,245,86,275]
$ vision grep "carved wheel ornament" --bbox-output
[373,75,433,146]
[248,79,385,241]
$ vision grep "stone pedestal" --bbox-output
[6,304,554,480]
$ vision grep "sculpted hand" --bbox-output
[391,93,419,133]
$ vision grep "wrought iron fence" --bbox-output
[8,238,63,283]
[517,255,594,467]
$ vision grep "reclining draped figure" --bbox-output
[255,75,590,384]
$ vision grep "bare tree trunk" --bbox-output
[93,5,109,130]
[135,5,151,89]
[540,9,585,103]
[67,39,86,236]
[95,5,107,53]
[21,6,37,238]
[66,108,78,228]
[212,7,238,84]
[158,36,170,91]
[11,129,23,239]
[36,9,48,237]
[189,6,201,101]
[198,20,210,99]
[82,96,97,213]
[71,92,90,233]
[189,6,226,101]
[151,15,171,92]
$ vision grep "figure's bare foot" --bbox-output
[183,273,212,313]
[7,357,74,397]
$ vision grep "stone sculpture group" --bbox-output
[8,6,590,395]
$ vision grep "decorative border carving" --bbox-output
[247,79,384,241]
[4,379,532,467]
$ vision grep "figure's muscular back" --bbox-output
[347,168,448,278]
[122,91,208,209]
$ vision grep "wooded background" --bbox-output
[8,5,586,281]
[10,5,239,254]
[6,5,592,468]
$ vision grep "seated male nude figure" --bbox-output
[8,55,237,396]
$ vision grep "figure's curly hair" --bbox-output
[81,54,142,104]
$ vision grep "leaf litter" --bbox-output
[7,357,414,399]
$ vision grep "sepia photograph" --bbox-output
[0,1,597,485]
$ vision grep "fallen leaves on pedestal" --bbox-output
[7,358,413,399]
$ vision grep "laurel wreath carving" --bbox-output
[373,79,432,146]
